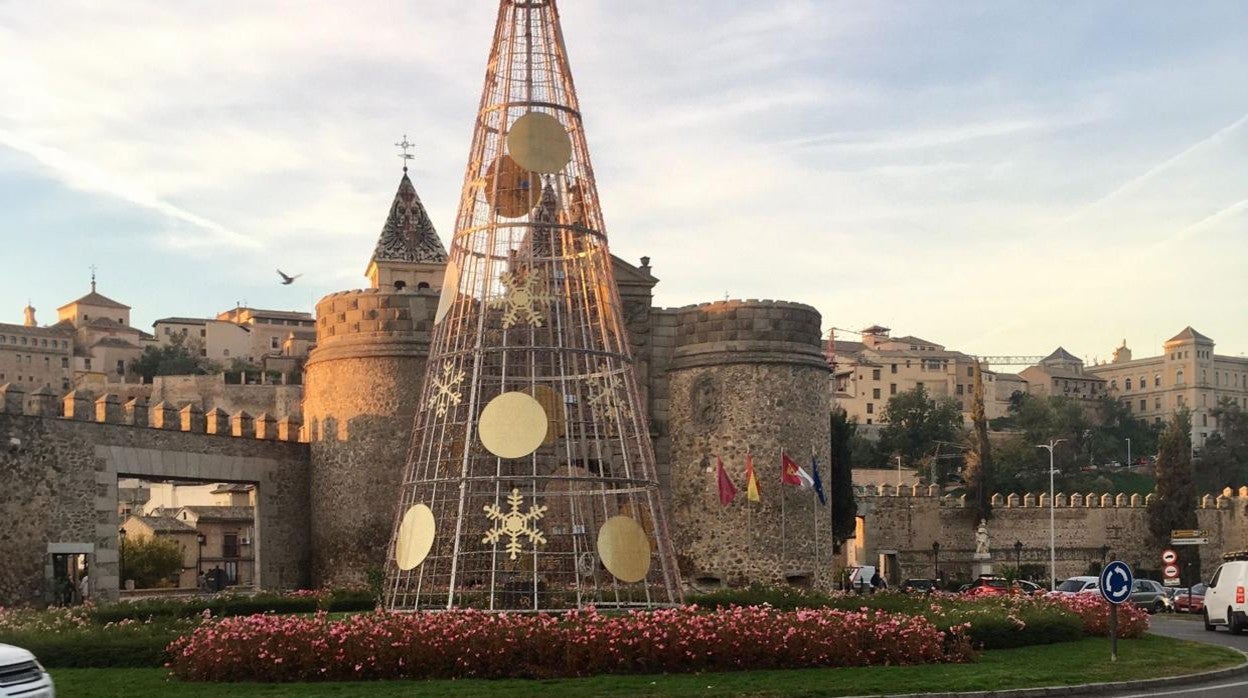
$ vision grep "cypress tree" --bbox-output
[829,408,858,549]
[964,360,993,525]
[1147,411,1200,585]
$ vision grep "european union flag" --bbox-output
[811,455,826,506]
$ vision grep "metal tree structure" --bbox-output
[384,0,682,611]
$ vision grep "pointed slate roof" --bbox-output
[1167,326,1212,343]
[370,173,448,266]
[57,291,130,311]
[1043,346,1080,363]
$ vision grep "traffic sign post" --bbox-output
[1161,550,1180,587]
[1099,561,1133,662]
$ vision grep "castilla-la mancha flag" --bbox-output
[716,456,737,506]
[781,452,803,486]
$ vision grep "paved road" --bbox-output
[1100,614,1248,696]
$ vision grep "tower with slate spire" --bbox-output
[303,164,449,587]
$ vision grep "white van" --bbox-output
[1202,555,1248,633]
[849,565,877,593]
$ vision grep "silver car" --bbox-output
[0,643,54,697]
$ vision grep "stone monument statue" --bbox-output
[973,519,993,577]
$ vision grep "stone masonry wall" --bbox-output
[303,287,436,587]
[666,300,833,588]
[859,486,1248,584]
[0,384,309,605]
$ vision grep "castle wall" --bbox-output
[858,487,1248,584]
[664,300,833,587]
[303,288,436,587]
[150,375,303,421]
[0,384,309,605]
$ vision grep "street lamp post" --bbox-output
[896,455,902,488]
[1036,438,1066,591]
[931,541,941,581]
[1014,540,1023,572]
[1125,438,1131,468]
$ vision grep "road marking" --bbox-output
[1115,678,1248,697]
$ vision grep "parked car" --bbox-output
[1013,579,1044,596]
[901,578,937,594]
[1129,579,1171,613]
[963,576,1011,596]
[1203,556,1248,633]
[1173,583,1208,613]
[0,643,54,697]
[1049,576,1099,596]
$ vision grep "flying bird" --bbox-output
[277,269,302,285]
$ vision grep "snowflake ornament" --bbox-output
[585,363,633,427]
[426,360,466,417]
[490,268,553,329]
[482,489,548,559]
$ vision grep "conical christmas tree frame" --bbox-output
[384,0,682,611]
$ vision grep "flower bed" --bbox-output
[166,606,976,682]
[1051,594,1150,638]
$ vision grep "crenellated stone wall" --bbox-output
[0,382,310,605]
[665,300,834,587]
[856,485,1248,584]
[303,287,438,587]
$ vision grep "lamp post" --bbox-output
[1014,540,1023,572]
[931,541,941,581]
[196,532,206,584]
[896,455,902,488]
[1125,438,1131,468]
[1036,438,1066,591]
[118,528,126,588]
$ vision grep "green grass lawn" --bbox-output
[49,635,1243,697]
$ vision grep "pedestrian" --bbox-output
[870,570,883,593]
[78,572,90,604]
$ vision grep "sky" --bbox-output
[0,1,1245,364]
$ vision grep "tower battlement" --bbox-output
[670,299,827,370]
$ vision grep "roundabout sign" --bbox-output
[1098,560,1133,661]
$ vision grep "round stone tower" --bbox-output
[303,169,448,587]
[665,299,833,588]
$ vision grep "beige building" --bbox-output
[53,282,153,385]
[119,515,199,589]
[1086,328,1248,449]
[0,304,74,389]
[214,307,316,364]
[1018,347,1106,404]
[832,325,1009,426]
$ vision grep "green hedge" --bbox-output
[0,627,181,668]
[89,590,376,624]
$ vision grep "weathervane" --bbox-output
[395,135,415,172]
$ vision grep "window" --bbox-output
[1140,399,1146,412]
[61,357,68,368]
[1155,397,1161,409]
[956,385,964,395]
[83,315,89,321]
[872,388,881,399]
[866,403,874,414]
[223,349,230,357]
[116,360,125,375]
[200,329,206,338]
[1155,374,1161,387]
[117,318,123,324]
[1139,375,1145,389]
[1111,379,1117,390]
[890,364,897,374]
[1125,378,1132,390]
[223,534,240,559]
[866,418,872,425]
[1176,370,1184,385]
[84,359,91,370]
[872,369,881,380]
[890,383,897,395]
[1202,413,1208,427]
[967,367,973,377]
[164,327,171,335]
[271,336,280,350]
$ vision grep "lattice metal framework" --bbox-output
[384,0,682,611]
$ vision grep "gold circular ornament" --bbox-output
[484,154,539,218]
[597,515,652,583]
[434,259,459,325]
[507,111,573,174]
[478,391,549,458]
[395,504,436,570]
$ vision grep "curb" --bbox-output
[859,649,1248,698]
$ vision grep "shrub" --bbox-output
[167,606,976,682]
[1050,594,1150,638]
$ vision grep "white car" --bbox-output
[0,643,54,697]
[1203,558,1248,633]
[1048,576,1100,596]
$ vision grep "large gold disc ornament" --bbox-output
[478,391,549,458]
[507,111,573,174]
[597,515,652,583]
[395,504,436,570]
[434,259,459,325]
[484,154,539,218]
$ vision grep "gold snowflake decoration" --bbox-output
[426,360,465,417]
[490,268,552,329]
[585,363,633,427]
[482,489,547,560]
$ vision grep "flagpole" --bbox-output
[780,449,787,567]
[746,447,753,556]
[812,448,820,580]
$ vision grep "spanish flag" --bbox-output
[745,452,761,502]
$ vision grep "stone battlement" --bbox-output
[670,299,827,370]
[314,287,439,342]
[0,383,302,442]
[858,484,1248,510]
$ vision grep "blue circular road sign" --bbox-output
[1099,560,1133,604]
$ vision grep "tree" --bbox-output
[132,334,217,381]
[1147,411,1200,585]
[829,408,858,548]
[120,534,185,588]
[877,385,964,468]
[1195,399,1248,493]
[963,361,993,525]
